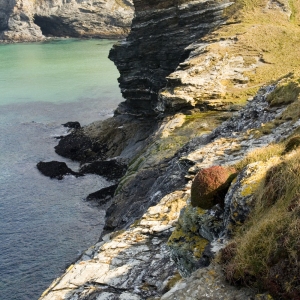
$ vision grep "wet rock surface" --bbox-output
[0,0,134,42]
[86,184,118,206]
[54,129,108,163]
[62,121,81,130]
[80,159,127,181]
[36,161,83,180]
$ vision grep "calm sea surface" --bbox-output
[0,39,123,300]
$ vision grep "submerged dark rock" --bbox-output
[37,161,83,180]
[80,159,127,181]
[86,184,118,205]
[62,121,81,130]
[55,115,158,164]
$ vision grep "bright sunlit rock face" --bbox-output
[0,0,134,42]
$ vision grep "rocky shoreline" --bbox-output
[39,75,300,299]
[33,0,300,298]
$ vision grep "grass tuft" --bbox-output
[222,148,300,299]
[266,80,300,107]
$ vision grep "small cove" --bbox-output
[0,39,123,300]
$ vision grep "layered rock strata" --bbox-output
[38,0,300,298]
[0,0,133,42]
[109,0,233,115]
[110,0,300,116]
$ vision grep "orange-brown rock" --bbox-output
[191,165,236,209]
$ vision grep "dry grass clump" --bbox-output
[283,135,300,153]
[266,80,300,107]
[222,148,300,299]
[235,143,284,171]
[205,0,300,104]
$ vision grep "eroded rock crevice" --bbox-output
[0,0,134,42]
[33,14,78,37]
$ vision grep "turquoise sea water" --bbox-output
[0,39,123,300]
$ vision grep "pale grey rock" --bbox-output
[161,264,255,300]
[158,39,262,112]
[0,0,133,42]
[183,84,288,173]
[39,191,189,300]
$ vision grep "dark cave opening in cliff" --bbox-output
[33,15,78,37]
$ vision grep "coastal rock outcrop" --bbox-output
[40,74,300,300]
[80,159,128,181]
[110,0,300,116]
[36,161,83,180]
[40,190,190,300]
[109,0,232,115]
[39,0,300,298]
[0,0,133,42]
[86,184,118,205]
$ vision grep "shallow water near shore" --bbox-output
[0,39,123,300]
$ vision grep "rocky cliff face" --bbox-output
[0,0,133,42]
[111,0,300,116]
[39,0,300,299]
[109,0,233,115]
[40,75,300,300]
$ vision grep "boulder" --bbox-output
[54,130,107,162]
[191,166,236,209]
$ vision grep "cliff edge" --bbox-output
[40,0,300,299]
